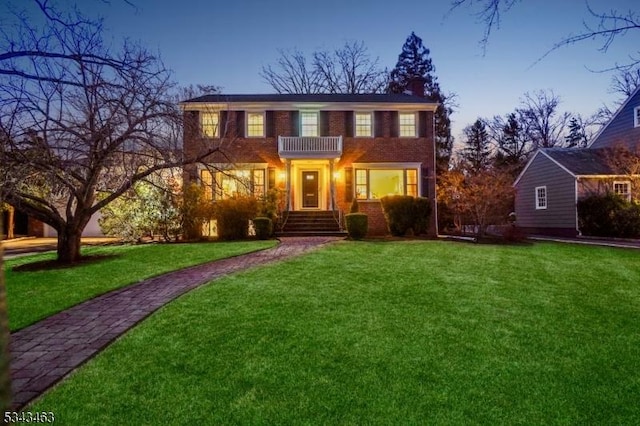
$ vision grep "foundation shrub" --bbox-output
[578,193,640,238]
[380,195,432,236]
[215,196,258,240]
[253,217,273,240]
[345,213,368,240]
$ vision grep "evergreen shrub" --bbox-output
[253,217,273,240]
[578,193,640,238]
[380,195,432,236]
[215,196,258,240]
[345,213,368,240]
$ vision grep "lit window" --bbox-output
[201,169,214,200]
[614,181,631,201]
[634,106,640,128]
[355,168,419,199]
[399,112,417,137]
[535,186,547,210]
[301,112,319,136]
[355,112,373,137]
[247,112,265,137]
[201,112,219,138]
[214,169,266,199]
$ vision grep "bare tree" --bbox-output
[0,2,223,263]
[260,48,323,94]
[610,67,640,98]
[450,1,640,69]
[517,90,570,149]
[261,41,387,94]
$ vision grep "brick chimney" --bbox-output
[408,76,427,98]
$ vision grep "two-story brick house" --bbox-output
[181,92,438,236]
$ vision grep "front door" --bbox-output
[302,171,319,208]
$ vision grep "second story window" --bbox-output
[634,106,640,128]
[247,112,265,137]
[355,112,373,137]
[301,111,319,136]
[201,111,219,138]
[399,112,417,137]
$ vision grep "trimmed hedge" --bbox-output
[215,197,258,240]
[380,195,432,236]
[345,213,368,240]
[253,217,273,240]
[578,193,640,238]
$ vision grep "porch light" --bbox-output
[278,171,287,181]
[333,171,340,180]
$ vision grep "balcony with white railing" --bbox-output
[278,136,342,159]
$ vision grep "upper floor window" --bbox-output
[634,106,640,128]
[246,112,265,137]
[535,186,547,210]
[201,111,219,138]
[300,111,319,137]
[399,112,417,137]
[355,112,373,137]
[614,181,631,201]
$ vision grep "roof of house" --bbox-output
[182,93,437,104]
[587,84,640,148]
[542,148,617,175]
[513,147,624,187]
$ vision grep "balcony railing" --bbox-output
[278,136,342,159]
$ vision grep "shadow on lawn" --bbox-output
[11,254,120,272]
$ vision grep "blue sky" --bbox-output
[16,0,640,141]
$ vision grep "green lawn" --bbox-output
[30,241,640,424]
[5,241,276,331]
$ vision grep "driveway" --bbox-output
[1,237,121,259]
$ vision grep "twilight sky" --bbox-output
[9,0,640,142]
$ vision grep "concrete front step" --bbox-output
[280,211,342,234]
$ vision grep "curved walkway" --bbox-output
[9,237,341,409]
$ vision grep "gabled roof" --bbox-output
[182,93,437,104]
[514,147,620,186]
[587,84,640,148]
[543,148,617,175]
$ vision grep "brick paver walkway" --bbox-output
[9,237,340,409]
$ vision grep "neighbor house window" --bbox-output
[634,106,640,128]
[355,168,419,200]
[201,112,219,138]
[614,181,631,201]
[399,112,417,137]
[300,111,319,136]
[535,186,547,210]
[355,112,373,137]
[246,112,265,137]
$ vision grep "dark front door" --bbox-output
[302,171,319,208]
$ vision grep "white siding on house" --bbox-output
[515,153,577,231]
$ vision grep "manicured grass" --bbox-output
[5,241,276,331]
[31,241,640,424]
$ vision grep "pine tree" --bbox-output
[494,112,533,172]
[565,117,588,148]
[388,32,453,173]
[462,119,493,173]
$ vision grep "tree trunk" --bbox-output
[7,206,14,239]
[57,226,82,263]
[0,219,13,411]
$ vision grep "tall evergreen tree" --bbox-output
[565,117,588,148]
[462,119,493,173]
[493,112,533,172]
[388,32,453,173]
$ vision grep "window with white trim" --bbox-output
[535,186,547,210]
[201,168,266,200]
[201,112,219,138]
[613,181,631,201]
[634,106,640,128]
[355,112,373,137]
[399,112,417,137]
[355,168,419,199]
[246,112,265,137]
[300,111,319,136]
